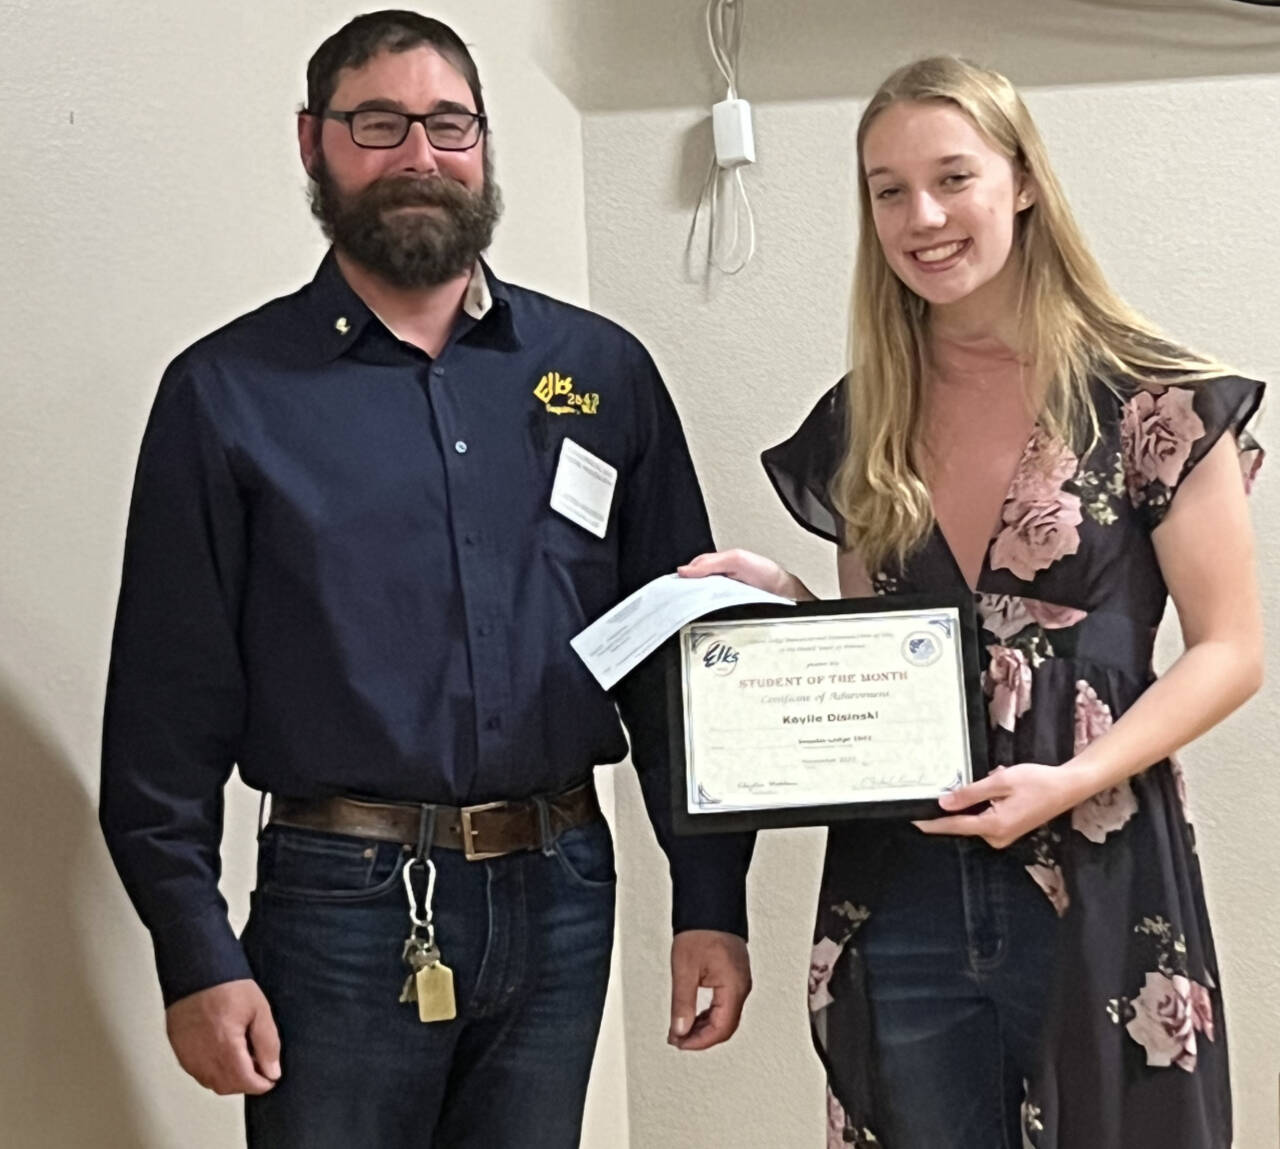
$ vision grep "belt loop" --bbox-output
[533,795,556,857]
[414,804,438,861]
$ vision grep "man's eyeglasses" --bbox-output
[322,108,486,151]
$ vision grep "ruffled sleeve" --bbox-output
[760,380,847,544]
[1119,374,1265,530]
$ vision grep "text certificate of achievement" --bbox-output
[670,595,988,832]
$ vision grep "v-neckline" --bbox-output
[927,422,1040,595]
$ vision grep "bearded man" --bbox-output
[99,11,754,1148]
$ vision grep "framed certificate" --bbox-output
[667,594,989,833]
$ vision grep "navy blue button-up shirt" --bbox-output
[101,254,754,1005]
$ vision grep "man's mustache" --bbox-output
[361,176,475,212]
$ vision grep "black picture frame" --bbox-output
[666,593,989,835]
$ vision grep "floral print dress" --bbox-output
[761,374,1264,1149]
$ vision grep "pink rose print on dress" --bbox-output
[978,595,1087,641]
[1072,680,1113,752]
[1008,427,1080,501]
[977,594,1035,641]
[1125,972,1215,1073]
[989,491,1084,580]
[1026,862,1070,918]
[1121,387,1206,502]
[809,936,843,1013]
[826,1088,849,1149]
[1025,600,1087,630]
[1189,980,1215,1043]
[1070,681,1138,842]
[990,430,1083,580]
[1071,783,1138,844]
[1169,756,1193,824]
[985,645,1032,731]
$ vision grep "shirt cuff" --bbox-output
[668,834,753,940]
[151,902,255,1007]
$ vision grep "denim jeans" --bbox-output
[859,831,1060,1149]
[240,815,616,1149]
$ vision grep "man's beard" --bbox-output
[309,150,503,289]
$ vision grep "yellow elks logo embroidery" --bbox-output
[533,371,599,416]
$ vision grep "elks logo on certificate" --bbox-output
[550,438,617,538]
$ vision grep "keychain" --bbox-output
[398,855,456,1023]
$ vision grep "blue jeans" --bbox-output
[240,816,616,1149]
[859,832,1060,1149]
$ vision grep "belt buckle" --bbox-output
[458,801,507,861]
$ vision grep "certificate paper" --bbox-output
[670,595,988,831]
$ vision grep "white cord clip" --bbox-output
[688,0,757,276]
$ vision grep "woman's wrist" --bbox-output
[1058,753,1113,804]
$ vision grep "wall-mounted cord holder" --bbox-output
[687,0,756,276]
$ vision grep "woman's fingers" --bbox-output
[937,767,1010,810]
[677,548,782,592]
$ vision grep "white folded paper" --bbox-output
[570,572,794,691]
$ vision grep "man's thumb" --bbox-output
[248,996,282,1081]
[669,950,699,1038]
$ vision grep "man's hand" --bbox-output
[667,929,751,1052]
[165,978,282,1095]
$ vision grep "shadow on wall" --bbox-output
[540,0,1280,113]
[0,679,149,1147]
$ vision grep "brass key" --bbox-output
[398,936,439,1004]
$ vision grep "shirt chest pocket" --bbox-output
[528,418,625,623]
[541,510,620,628]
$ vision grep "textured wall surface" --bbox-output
[0,1,618,1145]
[583,75,1280,1147]
[543,0,1280,112]
[4,0,1278,1144]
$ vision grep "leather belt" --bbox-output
[268,779,600,862]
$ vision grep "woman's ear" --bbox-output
[1015,175,1038,213]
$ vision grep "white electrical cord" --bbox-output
[687,0,756,276]
[707,0,743,98]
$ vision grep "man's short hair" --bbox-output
[305,10,486,117]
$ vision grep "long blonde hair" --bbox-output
[834,55,1228,572]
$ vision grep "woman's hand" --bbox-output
[677,548,815,601]
[913,763,1098,849]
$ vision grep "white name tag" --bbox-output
[550,438,617,539]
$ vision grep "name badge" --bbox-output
[550,438,617,539]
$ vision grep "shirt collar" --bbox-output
[462,260,493,320]
[303,251,519,364]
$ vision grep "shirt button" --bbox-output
[454,440,468,454]
[463,533,476,546]
[485,716,501,731]
[477,622,492,637]
[431,366,445,377]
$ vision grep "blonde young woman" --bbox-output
[682,57,1264,1149]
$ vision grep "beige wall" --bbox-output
[542,0,1280,112]
[0,2,622,1146]
[583,75,1280,1147]
[4,1,1278,1146]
